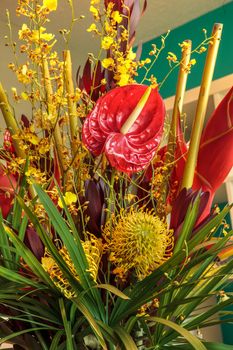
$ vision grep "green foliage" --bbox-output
[0,186,232,349]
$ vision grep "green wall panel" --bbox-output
[136,1,233,99]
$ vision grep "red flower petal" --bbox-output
[0,166,17,218]
[3,129,15,155]
[193,87,233,192]
[82,84,165,173]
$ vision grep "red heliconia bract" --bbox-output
[4,129,15,155]
[0,166,17,218]
[173,86,233,220]
[193,87,233,205]
[82,84,165,173]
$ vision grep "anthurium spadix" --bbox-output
[82,84,165,173]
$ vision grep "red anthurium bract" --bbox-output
[82,84,165,173]
[0,166,17,218]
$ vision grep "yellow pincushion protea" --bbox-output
[42,236,102,299]
[104,208,174,280]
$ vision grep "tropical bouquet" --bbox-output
[0,0,233,349]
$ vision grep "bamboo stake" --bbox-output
[166,40,192,162]
[156,41,192,218]
[63,50,79,154]
[170,40,192,137]
[0,83,25,159]
[42,58,66,174]
[181,23,223,190]
[120,86,152,134]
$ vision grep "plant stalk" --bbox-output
[0,83,25,159]
[170,40,192,141]
[42,58,66,174]
[156,40,191,219]
[63,50,79,154]
[181,23,223,189]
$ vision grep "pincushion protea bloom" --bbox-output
[104,208,173,280]
[82,84,165,173]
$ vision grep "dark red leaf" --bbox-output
[24,227,44,261]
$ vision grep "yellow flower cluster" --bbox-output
[42,236,103,299]
[87,1,138,86]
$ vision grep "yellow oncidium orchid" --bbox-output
[43,0,58,11]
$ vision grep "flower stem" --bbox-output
[181,23,223,190]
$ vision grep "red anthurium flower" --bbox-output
[0,166,17,218]
[82,84,165,173]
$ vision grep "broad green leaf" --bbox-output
[147,316,207,350]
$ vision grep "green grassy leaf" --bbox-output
[166,342,233,350]
[173,194,200,254]
[0,212,13,269]
[59,298,75,350]
[0,265,41,289]
[96,284,130,300]
[49,330,64,350]
[0,327,56,345]
[4,224,57,290]
[34,184,105,321]
[114,325,138,350]
[147,316,207,350]
[73,297,107,350]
